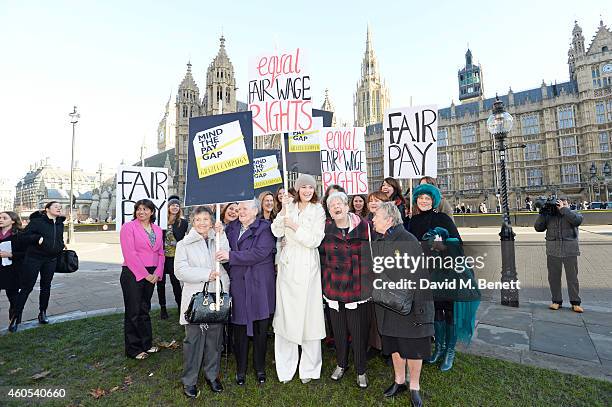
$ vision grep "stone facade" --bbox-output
[365,20,612,209]
[0,178,14,212]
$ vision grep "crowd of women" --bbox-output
[0,174,478,407]
[111,174,478,406]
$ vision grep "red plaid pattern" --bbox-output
[319,215,371,302]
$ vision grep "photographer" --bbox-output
[534,195,584,313]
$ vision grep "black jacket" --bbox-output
[373,226,434,339]
[22,211,66,257]
[407,209,460,242]
[164,218,188,244]
[0,231,25,290]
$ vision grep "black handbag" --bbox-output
[56,250,79,273]
[371,272,413,316]
[367,227,413,316]
[185,280,231,324]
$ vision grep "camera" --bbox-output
[534,196,560,216]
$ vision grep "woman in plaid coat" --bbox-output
[319,192,372,389]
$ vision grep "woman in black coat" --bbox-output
[408,184,478,373]
[10,201,65,331]
[0,211,25,330]
[157,195,188,319]
[371,201,433,407]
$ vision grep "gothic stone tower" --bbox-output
[204,35,237,115]
[175,62,201,194]
[354,26,390,127]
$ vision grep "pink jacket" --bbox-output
[120,220,165,281]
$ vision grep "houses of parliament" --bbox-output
[159,19,612,208]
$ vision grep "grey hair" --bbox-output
[377,202,402,226]
[242,198,261,213]
[326,191,348,206]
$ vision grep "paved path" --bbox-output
[1,228,611,381]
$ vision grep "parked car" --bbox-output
[589,202,603,209]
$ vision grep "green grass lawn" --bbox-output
[0,309,610,407]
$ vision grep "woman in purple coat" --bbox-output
[216,198,276,386]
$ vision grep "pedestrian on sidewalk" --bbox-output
[119,199,165,360]
[271,174,326,384]
[319,192,373,389]
[175,206,230,397]
[11,202,65,331]
[1,211,25,331]
[157,195,187,320]
[218,199,276,386]
[534,195,584,313]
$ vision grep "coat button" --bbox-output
[334,246,338,249]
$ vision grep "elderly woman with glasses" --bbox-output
[319,192,372,389]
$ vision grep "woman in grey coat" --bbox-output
[371,202,434,407]
[175,206,230,398]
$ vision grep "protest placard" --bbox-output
[383,105,438,179]
[248,48,312,136]
[320,127,368,195]
[116,166,168,229]
[185,112,254,206]
[253,149,284,194]
[193,119,249,178]
[284,108,332,175]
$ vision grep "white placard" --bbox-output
[383,105,438,179]
[116,166,168,229]
[248,48,312,136]
[320,126,368,195]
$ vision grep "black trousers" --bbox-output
[2,289,18,318]
[156,256,182,308]
[328,302,371,375]
[120,266,155,357]
[233,318,270,375]
[434,301,454,324]
[16,254,56,313]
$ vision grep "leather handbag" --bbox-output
[371,272,414,315]
[185,281,232,324]
[366,225,413,316]
[56,250,79,273]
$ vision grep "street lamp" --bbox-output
[484,96,521,307]
[604,162,611,203]
[68,106,80,244]
[589,163,597,204]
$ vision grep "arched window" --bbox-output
[603,46,609,52]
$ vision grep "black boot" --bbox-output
[160,306,168,320]
[8,305,15,321]
[425,320,446,364]
[8,312,21,333]
[410,389,423,407]
[38,310,49,324]
[440,324,457,372]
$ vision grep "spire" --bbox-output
[321,88,334,112]
[465,48,473,66]
[366,24,372,54]
[179,61,198,91]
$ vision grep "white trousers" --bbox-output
[274,334,322,382]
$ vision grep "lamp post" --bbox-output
[483,96,522,307]
[589,163,597,205]
[68,106,80,244]
[604,162,611,203]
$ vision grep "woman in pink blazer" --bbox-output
[119,199,165,360]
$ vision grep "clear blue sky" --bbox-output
[1,0,608,185]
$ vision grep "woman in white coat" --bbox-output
[174,206,230,398]
[271,174,326,384]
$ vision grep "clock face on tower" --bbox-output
[602,63,612,74]
[158,131,164,142]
